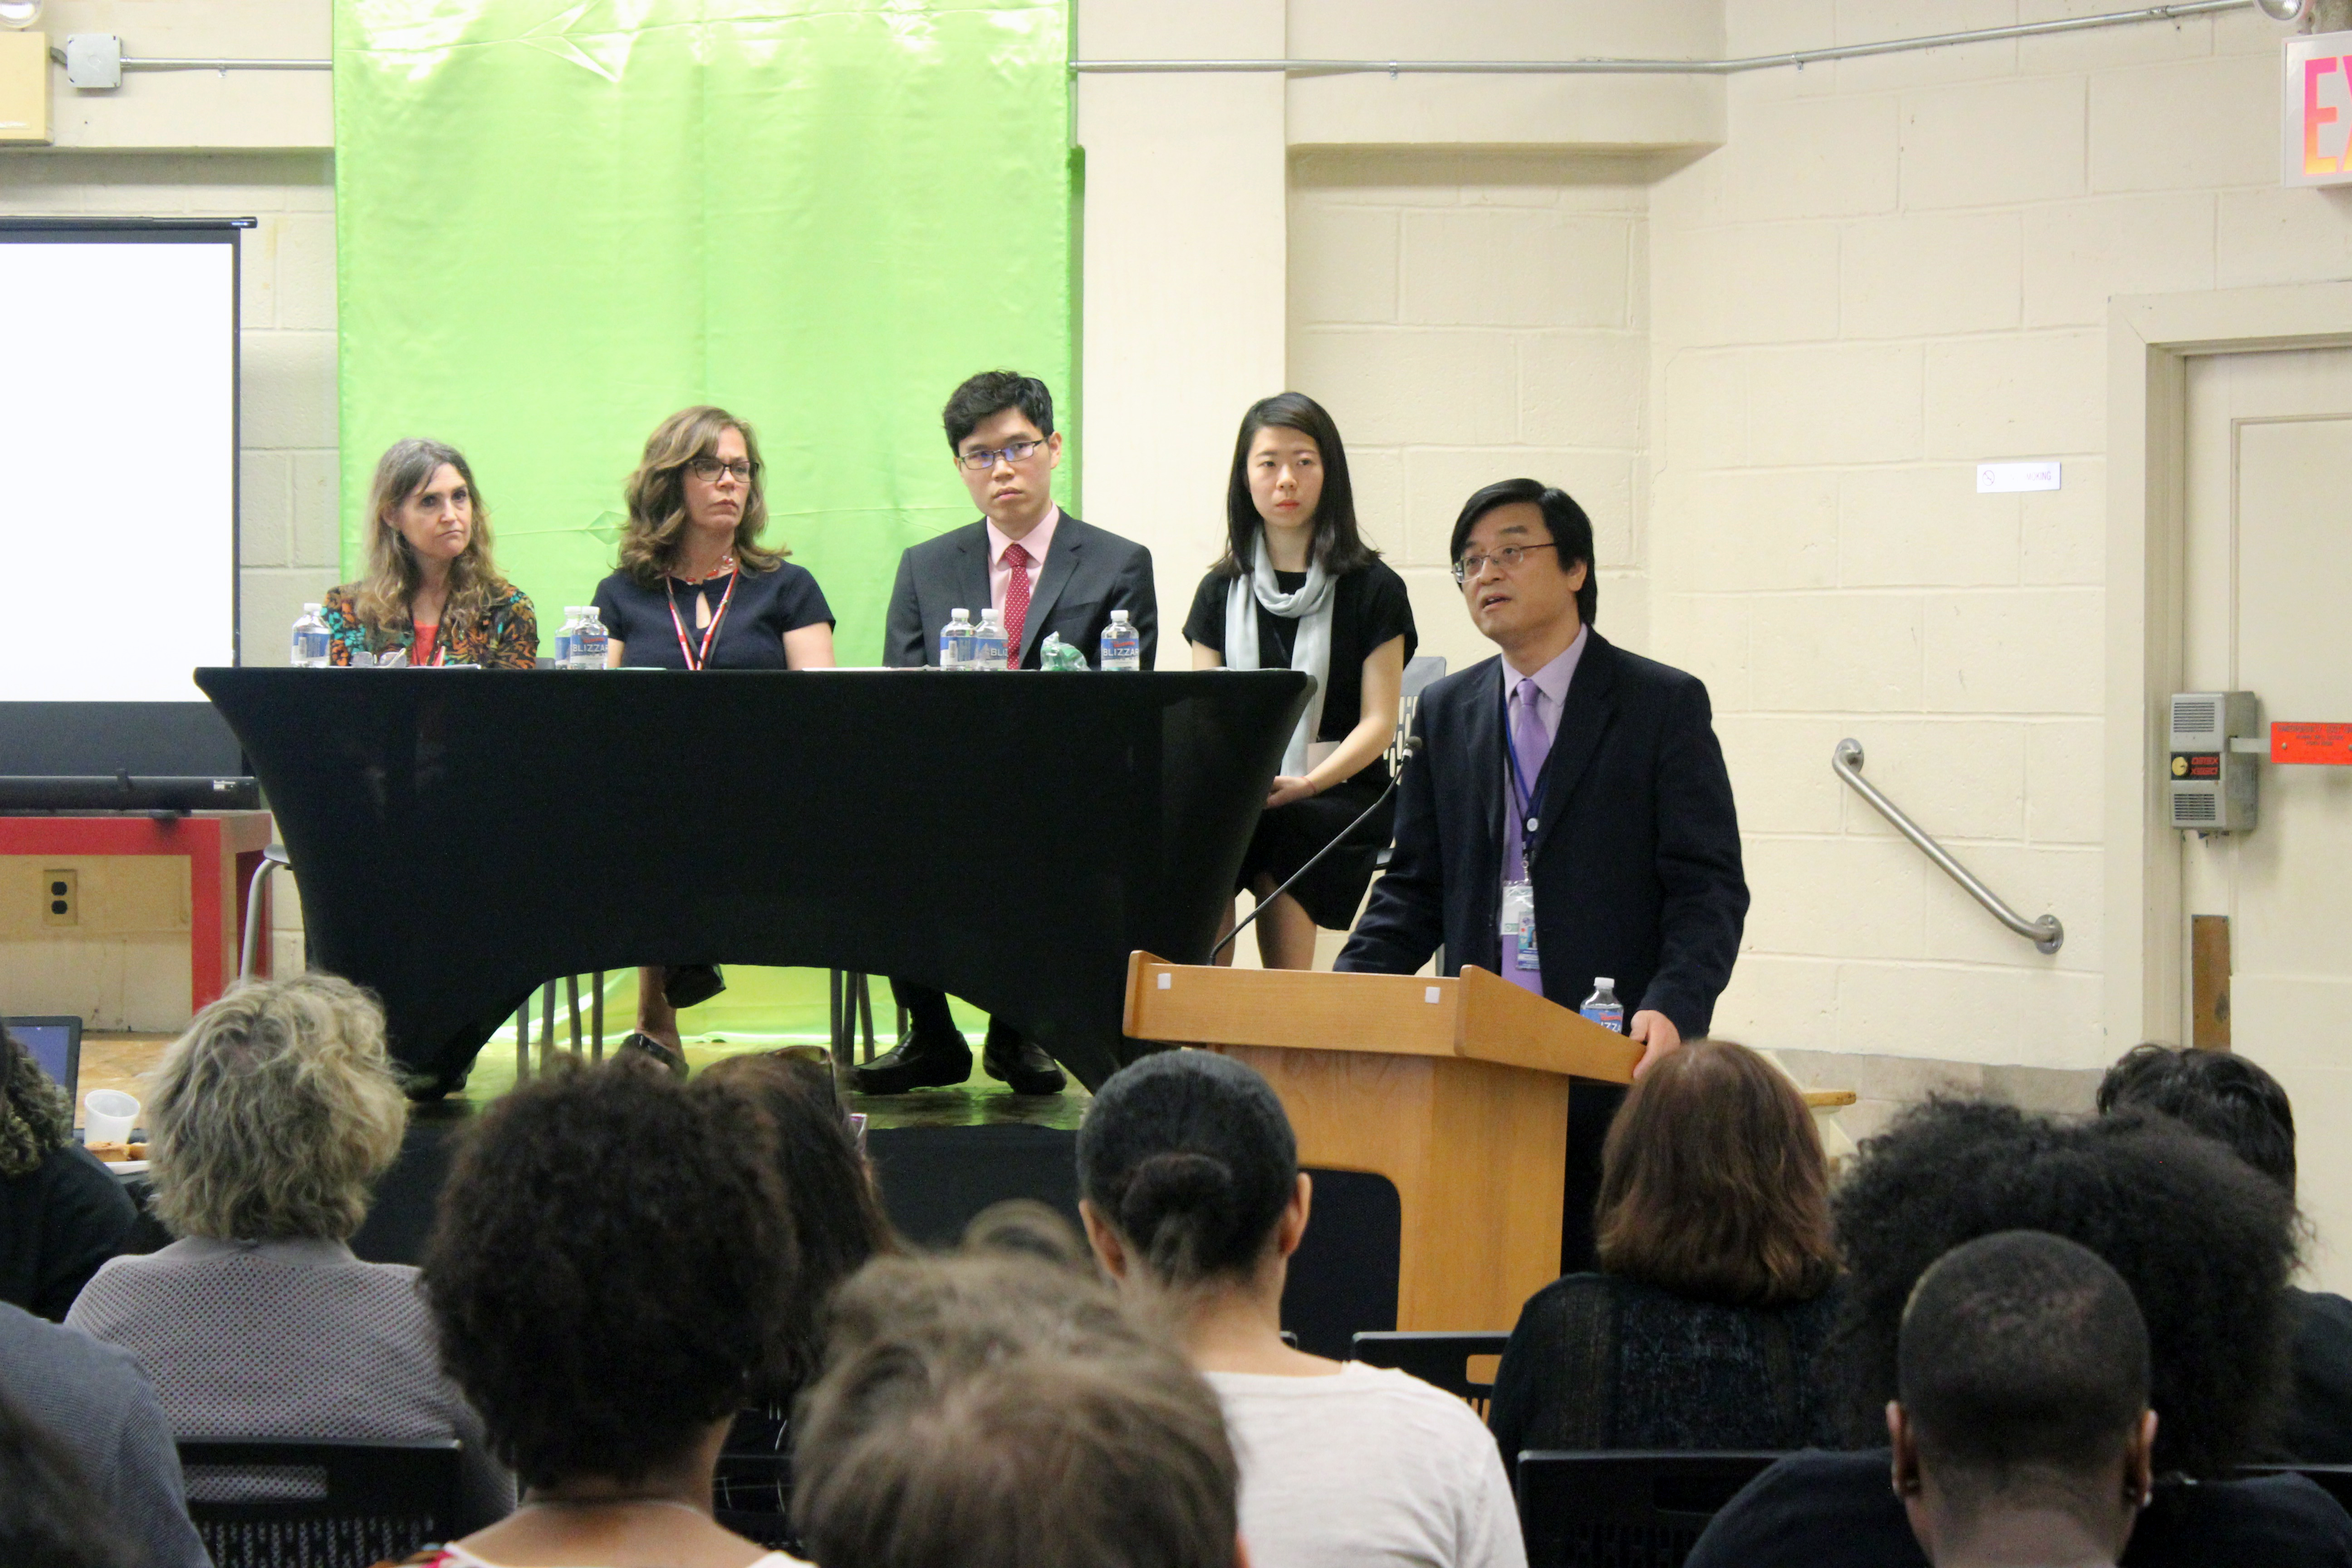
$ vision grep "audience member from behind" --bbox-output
[695,1053,895,1501]
[67,974,513,1528]
[323,438,537,667]
[0,1021,134,1320]
[1890,1232,2158,1568]
[0,1300,206,1568]
[793,1244,1241,1568]
[1489,1038,1841,1462]
[413,1057,808,1568]
[0,1367,133,1568]
[2097,1042,2352,1463]
[1078,1049,1523,1568]
[1686,1100,2350,1568]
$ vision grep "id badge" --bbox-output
[1501,880,1539,969]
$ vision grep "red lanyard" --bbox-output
[665,571,738,671]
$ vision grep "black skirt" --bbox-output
[1236,765,1395,930]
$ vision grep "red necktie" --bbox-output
[1002,541,1032,666]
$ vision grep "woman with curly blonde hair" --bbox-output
[323,438,537,667]
[589,407,837,1069]
[0,1023,133,1320]
[66,975,513,1528]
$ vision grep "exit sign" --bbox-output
[2286,32,2352,186]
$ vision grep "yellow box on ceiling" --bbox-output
[0,31,51,146]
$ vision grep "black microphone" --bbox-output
[1213,736,1421,960]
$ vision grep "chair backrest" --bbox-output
[1394,655,1448,753]
[1349,1329,1509,1412]
[175,1437,463,1568]
[1514,1450,1784,1568]
[2239,1463,2352,1512]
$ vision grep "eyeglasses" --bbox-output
[686,457,758,483]
[957,439,1047,471]
[1452,542,1558,584]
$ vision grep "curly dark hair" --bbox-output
[0,1025,72,1181]
[694,1053,894,1399]
[1829,1098,2297,1477]
[421,1057,797,1489]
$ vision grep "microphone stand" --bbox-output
[1212,737,1421,961]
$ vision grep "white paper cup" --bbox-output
[84,1089,138,1147]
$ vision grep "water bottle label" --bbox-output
[1581,1003,1624,1029]
[554,632,574,666]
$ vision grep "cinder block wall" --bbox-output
[1646,2,2342,1068]
[1289,150,1652,679]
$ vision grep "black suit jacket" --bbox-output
[1337,630,1748,1039]
[882,513,1158,670]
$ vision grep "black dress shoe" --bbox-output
[847,1029,973,1095]
[981,1024,1066,1095]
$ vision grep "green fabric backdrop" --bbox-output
[332,0,1075,665]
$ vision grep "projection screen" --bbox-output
[0,219,244,776]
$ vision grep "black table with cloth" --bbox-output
[193,667,1309,1091]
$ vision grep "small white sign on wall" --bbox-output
[2284,32,2352,187]
[1977,461,2062,494]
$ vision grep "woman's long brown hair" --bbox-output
[351,439,511,638]
[617,405,784,587]
[1593,1038,1838,1306]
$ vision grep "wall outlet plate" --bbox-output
[41,868,77,926]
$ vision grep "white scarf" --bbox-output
[1224,530,1334,779]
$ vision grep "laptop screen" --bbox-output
[5,1020,78,1102]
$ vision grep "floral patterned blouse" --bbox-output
[321,584,538,669]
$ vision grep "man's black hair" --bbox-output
[1830,1098,2296,1477]
[1448,478,1598,627]
[2097,1044,2296,1195]
[943,371,1055,453]
[1076,1050,1298,1286]
[1901,1230,2150,1483]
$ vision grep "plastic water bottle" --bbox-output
[552,607,582,669]
[290,604,329,667]
[972,608,1009,671]
[571,608,608,670]
[1580,978,1625,1034]
[940,608,974,671]
[1100,609,1141,671]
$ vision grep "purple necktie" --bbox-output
[1503,676,1551,994]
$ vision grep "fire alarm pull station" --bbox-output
[2170,692,2261,834]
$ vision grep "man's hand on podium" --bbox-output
[1629,1009,1682,1079]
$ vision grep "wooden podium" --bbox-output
[1123,954,1638,1334]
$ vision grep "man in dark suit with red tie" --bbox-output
[854,370,1159,1097]
[1337,477,1747,1269]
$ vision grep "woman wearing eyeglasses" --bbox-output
[591,405,836,673]
[1184,392,1416,971]
[590,405,837,1073]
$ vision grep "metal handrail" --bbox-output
[1832,739,2063,955]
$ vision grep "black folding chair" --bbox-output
[175,1437,463,1568]
[1349,1329,1509,1414]
[1514,1450,1784,1568]
[714,1448,799,1553]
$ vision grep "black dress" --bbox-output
[591,562,833,669]
[1183,559,1416,929]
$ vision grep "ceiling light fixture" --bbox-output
[0,0,43,29]
[2254,0,2311,21]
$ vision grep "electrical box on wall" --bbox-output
[0,31,50,145]
[2171,691,2261,833]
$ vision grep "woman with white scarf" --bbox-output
[1185,393,1416,970]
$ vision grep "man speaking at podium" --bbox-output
[1337,479,1748,1269]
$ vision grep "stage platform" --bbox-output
[81,1033,1401,1357]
